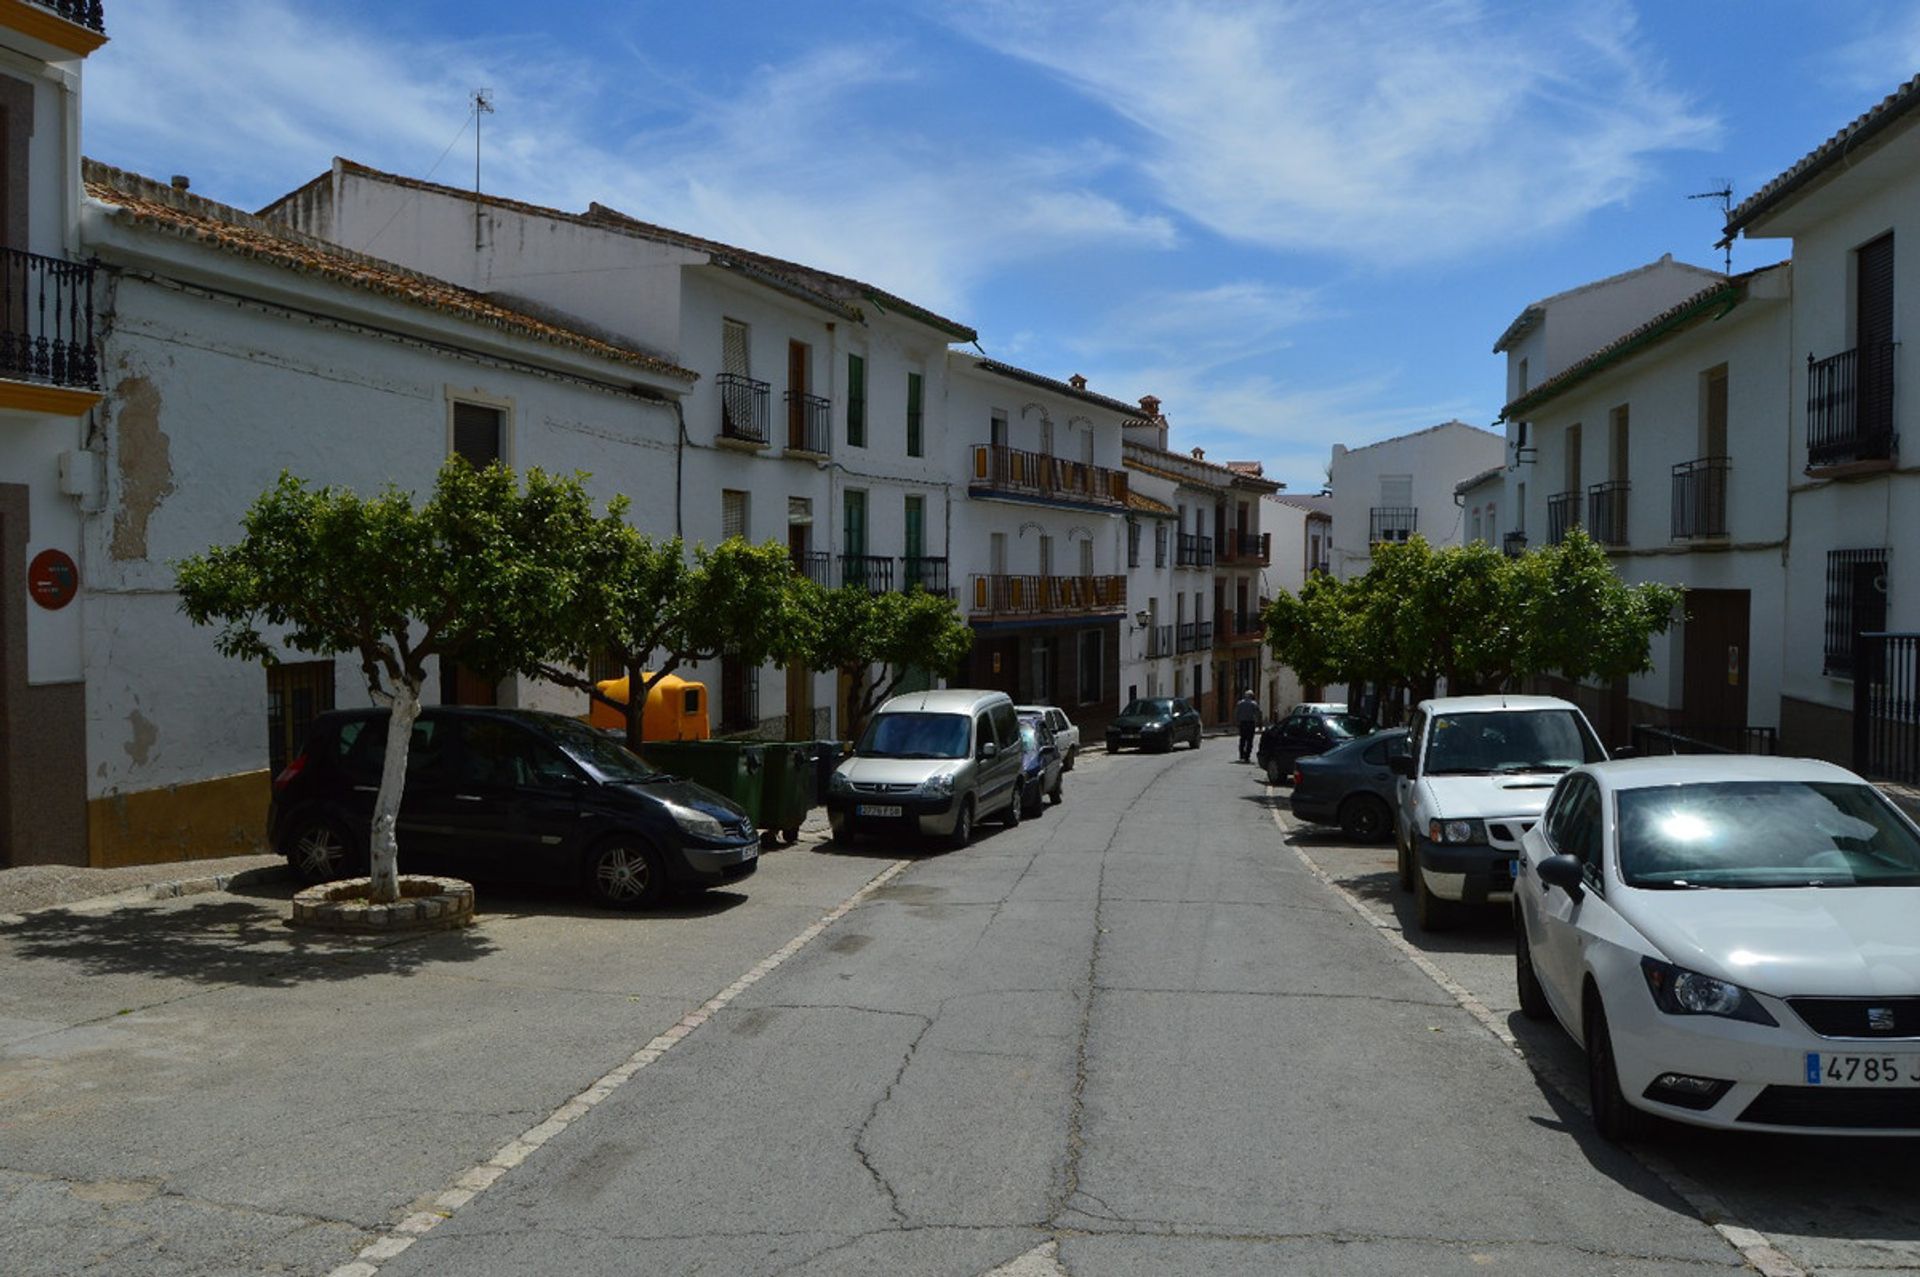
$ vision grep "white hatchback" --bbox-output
[1515,755,1920,1139]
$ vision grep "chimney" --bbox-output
[1191,446,1206,461]
[170,175,191,192]
[1139,395,1160,418]
[1068,373,1087,391]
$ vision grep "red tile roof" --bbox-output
[1725,72,1920,239]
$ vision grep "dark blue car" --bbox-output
[1285,728,1408,842]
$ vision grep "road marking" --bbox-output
[327,856,915,1277]
[980,1240,1066,1276]
[1264,798,1808,1277]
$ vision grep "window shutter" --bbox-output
[722,319,750,378]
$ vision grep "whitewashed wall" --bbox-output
[1328,424,1504,578]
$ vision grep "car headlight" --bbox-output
[1145,720,1170,732]
[1427,818,1486,844]
[827,770,852,795]
[914,772,956,798]
[1640,957,1778,1026]
[663,802,729,840]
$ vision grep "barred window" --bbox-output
[722,489,749,541]
[1824,548,1889,677]
[1127,520,1142,568]
[1154,523,1169,567]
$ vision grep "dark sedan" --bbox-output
[1016,713,1064,816]
[1285,728,1407,842]
[1105,697,1203,752]
[1256,710,1374,784]
[268,707,760,908]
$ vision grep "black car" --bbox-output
[1256,710,1374,783]
[1105,697,1203,752]
[269,707,760,908]
[1015,713,1065,816]
[1287,728,1407,841]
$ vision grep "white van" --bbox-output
[1389,695,1607,930]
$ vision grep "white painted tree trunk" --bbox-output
[367,682,422,904]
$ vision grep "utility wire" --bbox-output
[358,108,476,256]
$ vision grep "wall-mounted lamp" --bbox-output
[1133,608,1152,628]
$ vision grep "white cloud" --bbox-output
[1070,280,1324,366]
[1818,10,1920,97]
[941,0,1721,264]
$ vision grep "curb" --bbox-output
[0,864,290,923]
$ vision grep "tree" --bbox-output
[525,517,814,750]
[176,460,596,903]
[803,584,974,743]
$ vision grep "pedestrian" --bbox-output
[1235,689,1260,762]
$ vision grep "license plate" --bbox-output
[1806,1052,1920,1086]
[1507,858,1521,880]
[857,804,903,818]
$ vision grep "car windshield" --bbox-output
[1321,713,1371,740]
[1122,698,1175,717]
[542,717,658,782]
[1020,723,1041,752]
[1618,781,1920,889]
[858,712,970,759]
[1423,710,1603,775]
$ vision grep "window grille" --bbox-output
[1824,548,1889,677]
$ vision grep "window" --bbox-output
[720,656,758,732]
[1039,535,1053,577]
[1077,630,1103,705]
[906,371,924,457]
[847,352,866,447]
[991,410,1008,448]
[1517,357,1529,396]
[1564,422,1582,495]
[1701,365,1728,458]
[1470,509,1482,544]
[1155,523,1168,567]
[904,495,925,560]
[990,532,1007,575]
[722,318,750,378]
[1824,548,1889,677]
[1079,539,1094,577]
[721,489,749,541]
[1127,520,1141,568]
[267,660,335,776]
[452,401,505,467]
[1610,405,1630,479]
[1040,417,1054,456]
[843,490,867,556]
[1379,474,1412,507]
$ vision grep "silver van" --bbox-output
[825,690,1025,848]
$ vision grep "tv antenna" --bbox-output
[1688,182,1733,273]
[471,88,494,251]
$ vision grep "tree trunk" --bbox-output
[624,660,644,753]
[367,682,422,904]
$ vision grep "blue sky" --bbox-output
[84,1,1920,495]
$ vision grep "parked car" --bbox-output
[1391,695,1607,931]
[1105,697,1203,752]
[1288,729,1407,841]
[1515,755,1920,1140]
[825,690,1024,848]
[269,707,760,909]
[1257,710,1375,784]
[1017,704,1081,770]
[1015,712,1065,816]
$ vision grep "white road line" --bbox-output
[327,856,915,1277]
[1265,798,1808,1277]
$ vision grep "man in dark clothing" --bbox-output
[1235,690,1260,762]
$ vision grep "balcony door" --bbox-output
[787,340,810,449]
[1858,233,1895,438]
[843,490,866,557]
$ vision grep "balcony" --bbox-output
[1217,531,1271,566]
[791,550,831,586]
[1807,342,1895,469]
[970,574,1126,619]
[1670,456,1729,540]
[1216,609,1263,644]
[970,444,1128,511]
[716,372,769,446]
[1502,531,1528,558]
[1146,624,1174,659]
[840,554,894,592]
[0,248,98,393]
[1175,619,1215,654]
[783,389,830,456]
[28,2,105,33]
[1587,480,1629,548]
[901,555,948,595]
[1545,491,1580,546]
[1369,506,1416,545]
[1175,533,1213,568]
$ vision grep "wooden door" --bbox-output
[1681,589,1749,732]
[787,341,809,449]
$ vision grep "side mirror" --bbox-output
[1537,853,1586,902]
[1387,754,1414,778]
[980,741,998,760]
[1610,745,1637,760]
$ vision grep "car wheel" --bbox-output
[1002,788,1023,827]
[780,825,801,846]
[1021,780,1043,818]
[1049,775,1064,805]
[1338,794,1393,842]
[1395,831,1413,892]
[1413,864,1458,931]
[1262,759,1284,785]
[1063,747,1076,772]
[1188,728,1202,749]
[586,836,670,910]
[1514,908,1552,1021]
[286,816,358,884]
[1585,995,1651,1142]
[947,798,975,850]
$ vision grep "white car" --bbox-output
[1515,755,1920,1140]
[1016,705,1080,770]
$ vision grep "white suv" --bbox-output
[1390,695,1607,931]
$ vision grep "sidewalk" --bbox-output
[0,852,286,918]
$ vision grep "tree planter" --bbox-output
[290,876,475,933]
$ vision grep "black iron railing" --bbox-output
[784,389,830,455]
[717,372,768,445]
[1808,342,1896,468]
[791,550,831,586]
[28,1,104,33]
[1587,480,1629,547]
[1854,632,1920,784]
[1671,456,1729,539]
[0,248,97,389]
[1175,533,1213,567]
[1502,531,1528,558]
[970,574,1126,617]
[901,555,948,594]
[1216,609,1262,642]
[1631,723,1780,758]
[1824,548,1888,678]
[1147,624,1174,659]
[1218,531,1271,565]
[1195,620,1214,649]
[1369,506,1416,545]
[1546,491,1579,545]
[970,443,1127,508]
[1176,621,1198,654]
[839,554,893,593]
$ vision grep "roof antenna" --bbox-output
[471,88,494,252]
[1688,181,1733,273]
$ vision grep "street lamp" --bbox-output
[1133,608,1151,628]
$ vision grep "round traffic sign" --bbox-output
[27,548,78,610]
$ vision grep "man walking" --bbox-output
[1235,689,1260,763]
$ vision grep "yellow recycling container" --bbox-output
[588,672,710,741]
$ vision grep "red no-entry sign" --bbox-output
[27,548,78,610]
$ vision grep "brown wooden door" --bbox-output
[787,341,808,449]
[1681,589,1749,731]
[785,661,813,740]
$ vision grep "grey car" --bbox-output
[1285,728,1407,842]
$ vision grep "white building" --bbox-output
[1262,491,1332,715]
[1453,467,1501,548]
[1327,421,1505,579]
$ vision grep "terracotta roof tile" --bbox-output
[1726,72,1920,238]
[971,359,1142,415]
[1125,489,1176,517]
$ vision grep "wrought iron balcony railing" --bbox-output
[1502,531,1528,558]
[27,1,104,33]
[970,574,1125,618]
[1671,456,1729,540]
[901,555,948,595]
[1146,624,1174,659]
[970,443,1128,509]
[1175,533,1213,568]
[716,372,769,446]
[1216,531,1271,565]
[0,248,97,390]
[1369,506,1417,545]
[1216,609,1262,642]
[791,550,831,586]
[840,553,894,593]
[1587,480,1629,547]
[1546,490,1580,545]
[1176,621,1198,654]
[1807,342,1896,468]
[784,389,830,455]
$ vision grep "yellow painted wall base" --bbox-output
[87,771,270,868]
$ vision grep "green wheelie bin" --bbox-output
[757,742,816,846]
[638,740,766,832]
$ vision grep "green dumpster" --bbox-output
[758,742,816,846]
[638,740,766,831]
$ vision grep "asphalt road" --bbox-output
[378,743,1749,1277]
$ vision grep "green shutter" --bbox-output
[907,371,924,457]
[847,354,866,447]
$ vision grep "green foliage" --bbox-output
[1262,529,1681,698]
[802,584,974,741]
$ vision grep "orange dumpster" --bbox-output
[587,672,710,741]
